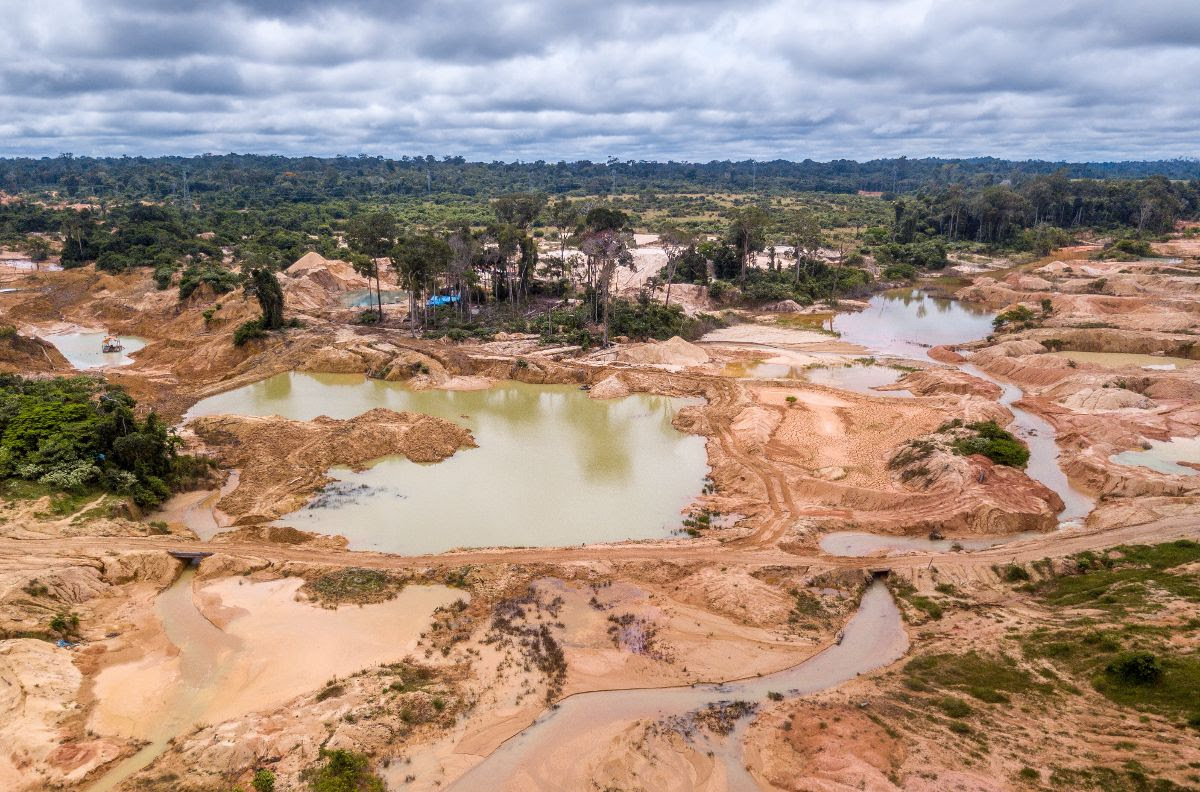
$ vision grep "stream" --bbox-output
[446,579,907,791]
[86,567,238,792]
[815,289,1095,556]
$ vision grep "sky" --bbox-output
[1,0,1198,162]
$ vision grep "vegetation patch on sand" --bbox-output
[302,567,408,606]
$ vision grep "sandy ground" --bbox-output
[1,236,1199,790]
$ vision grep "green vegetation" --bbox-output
[904,650,1046,702]
[0,375,208,507]
[303,568,407,606]
[251,769,276,792]
[993,304,1036,330]
[1020,541,1200,728]
[1034,541,1200,615]
[303,749,384,792]
[951,421,1030,468]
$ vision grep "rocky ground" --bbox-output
[0,238,1198,791]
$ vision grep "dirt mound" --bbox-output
[588,374,631,399]
[970,339,1046,360]
[283,252,371,312]
[891,368,1002,399]
[760,299,805,312]
[0,639,96,791]
[1058,387,1154,412]
[0,329,70,374]
[615,336,710,367]
[188,408,475,523]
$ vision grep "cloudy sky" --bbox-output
[1,0,1198,161]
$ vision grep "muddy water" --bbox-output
[803,364,910,396]
[812,289,1093,556]
[1111,436,1200,476]
[446,580,906,791]
[831,288,995,360]
[1046,350,1198,370]
[820,530,1042,557]
[86,567,237,792]
[43,331,146,369]
[960,363,1095,523]
[188,373,708,554]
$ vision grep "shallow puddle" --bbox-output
[187,373,708,553]
[87,567,460,791]
[1046,350,1197,370]
[445,581,906,791]
[1110,436,1200,476]
[819,530,1042,557]
[832,288,994,360]
[43,331,146,369]
[802,364,910,396]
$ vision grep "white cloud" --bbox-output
[0,0,1197,160]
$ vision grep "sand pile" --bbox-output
[1058,387,1154,412]
[283,252,370,310]
[890,368,1002,399]
[615,335,710,367]
[189,408,475,523]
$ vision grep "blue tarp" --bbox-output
[427,295,460,307]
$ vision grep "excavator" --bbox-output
[100,335,124,353]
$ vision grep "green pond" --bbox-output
[187,373,708,554]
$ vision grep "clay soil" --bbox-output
[1,244,1199,791]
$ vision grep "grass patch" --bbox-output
[1035,541,1200,615]
[303,568,406,606]
[904,650,1047,702]
[1,479,99,517]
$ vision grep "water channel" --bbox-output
[446,579,907,791]
[187,373,709,553]
[813,288,1096,556]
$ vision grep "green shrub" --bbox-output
[252,769,276,792]
[1106,652,1162,685]
[992,305,1035,329]
[233,319,267,346]
[951,421,1030,468]
[179,263,243,299]
[303,749,384,792]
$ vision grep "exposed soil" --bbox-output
[1,238,1198,791]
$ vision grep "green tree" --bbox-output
[248,268,285,330]
[789,210,823,285]
[24,236,51,264]
[657,224,694,308]
[393,232,452,335]
[547,196,581,278]
[728,206,768,285]
[345,211,399,318]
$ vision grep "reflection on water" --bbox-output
[1046,350,1197,370]
[1111,436,1200,476]
[187,373,708,553]
[832,289,994,360]
[803,364,909,396]
[43,332,146,369]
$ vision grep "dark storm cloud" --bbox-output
[0,0,1197,160]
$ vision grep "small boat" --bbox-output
[100,335,124,353]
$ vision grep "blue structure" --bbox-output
[427,294,460,307]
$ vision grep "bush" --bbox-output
[951,421,1030,468]
[303,749,384,792]
[179,263,242,299]
[1106,652,1162,685]
[233,319,267,346]
[992,305,1035,329]
[252,769,276,792]
[0,375,200,507]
